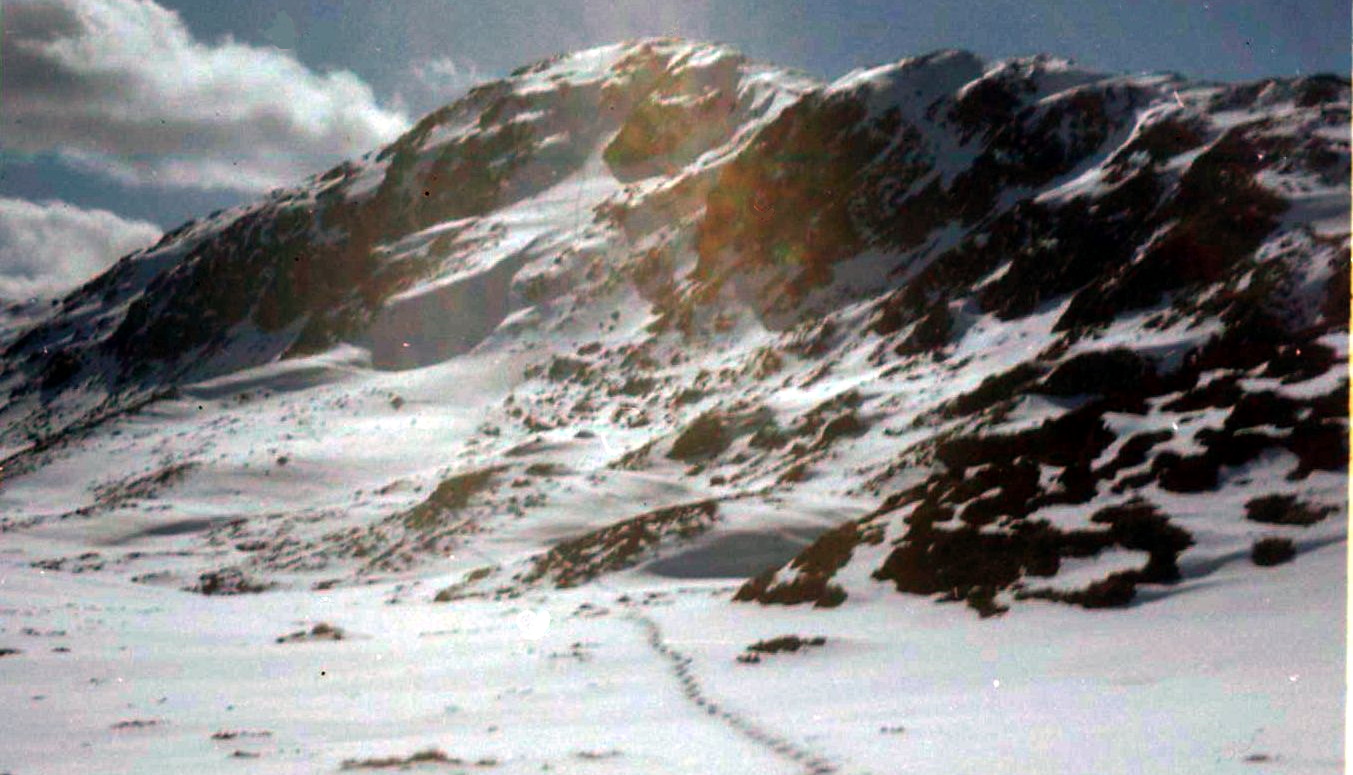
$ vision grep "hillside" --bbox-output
[0,38,1346,774]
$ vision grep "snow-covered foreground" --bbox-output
[0,532,1342,774]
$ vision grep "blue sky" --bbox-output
[0,0,1347,298]
[178,1,1349,101]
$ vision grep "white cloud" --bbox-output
[1,0,411,193]
[0,197,161,300]
[395,56,487,114]
[412,57,484,95]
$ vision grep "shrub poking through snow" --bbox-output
[1244,495,1333,526]
[1252,537,1297,567]
[747,635,826,654]
[210,730,272,740]
[111,719,162,730]
[275,622,346,643]
[191,568,271,596]
[339,749,482,770]
[737,635,827,664]
[1089,500,1193,583]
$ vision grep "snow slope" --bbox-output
[0,38,1346,773]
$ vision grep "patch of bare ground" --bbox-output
[189,567,273,596]
[340,749,498,770]
[110,719,162,730]
[736,635,827,664]
[400,467,504,530]
[276,622,346,643]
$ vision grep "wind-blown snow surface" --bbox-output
[0,547,1343,774]
[0,39,1347,773]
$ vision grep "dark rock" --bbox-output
[1038,349,1155,397]
[1245,495,1334,526]
[1251,537,1297,567]
[192,569,271,596]
[1151,452,1219,493]
[1089,500,1192,583]
[668,412,729,462]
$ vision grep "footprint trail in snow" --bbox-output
[627,611,844,775]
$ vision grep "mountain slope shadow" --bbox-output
[360,248,536,370]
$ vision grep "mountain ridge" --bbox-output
[0,37,1345,620]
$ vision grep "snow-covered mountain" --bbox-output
[0,39,1346,774]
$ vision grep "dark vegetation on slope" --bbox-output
[743,320,1348,614]
[736,521,871,609]
[1251,537,1298,567]
[0,40,1345,614]
[516,500,719,589]
[1244,495,1336,527]
[401,467,504,530]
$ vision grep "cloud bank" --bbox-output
[391,56,489,116]
[2,0,411,193]
[0,197,161,300]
